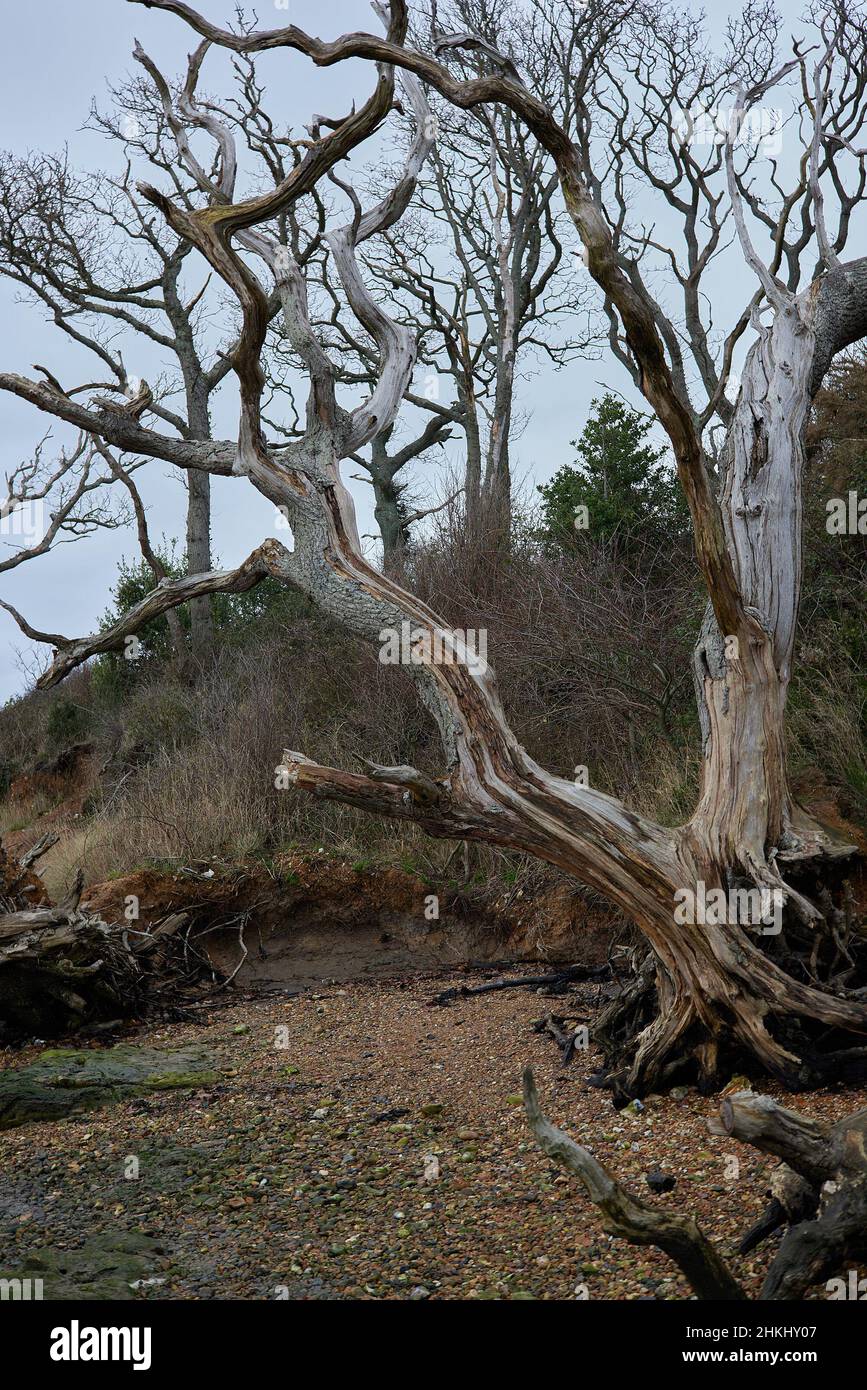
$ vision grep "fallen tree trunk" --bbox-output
[0,864,143,1037]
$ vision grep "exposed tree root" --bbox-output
[0,867,143,1037]
[583,866,867,1101]
[0,838,205,1038]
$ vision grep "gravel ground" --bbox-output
[1,973,865,1301]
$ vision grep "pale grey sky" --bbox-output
[0,0,821,702]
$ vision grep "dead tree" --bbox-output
[524,1067,867,1300]
[305,222,466,573]
[3,0,867,1096]
[365,0,595,548]
[0,59,319,660]
[0,148,205,657]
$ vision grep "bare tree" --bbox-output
[0,146,203,656]
[3,0,867,1099]
[0,46,326,659]
[362,0,596,549]
[299,205,465,572]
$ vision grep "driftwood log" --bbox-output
[0,838,201,1036]
[710,1090,867,1299]
[523,1068,867,1300]
[0,853,142,1035]
[431,964,609,1006]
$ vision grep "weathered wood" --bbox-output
[737,1165,819,1256]
[18,833,59,871]
[129,913,189,955]
[431,964,608,1006]
[709,1091,835,1186]
[0,870,84,940]
[522,1067,747,1300]
[0,853,139,1036]
[525,1072,867,1300]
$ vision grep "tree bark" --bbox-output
[368,428,409,574]
[185,466,214,656]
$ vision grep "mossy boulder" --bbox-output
[0,1044,220,1129]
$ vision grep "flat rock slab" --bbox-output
[0,1044,220,1130]
[11,1231,168,1300]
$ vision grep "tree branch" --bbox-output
[34,538,295,687]
[522,1067,746,1300]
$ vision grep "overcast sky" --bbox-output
[0,0,818,702]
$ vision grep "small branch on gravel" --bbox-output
[430,964,609,1006]
[522,1067,747,1300]
[531,1011,589,1066]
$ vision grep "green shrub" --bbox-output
[44,696,90,749]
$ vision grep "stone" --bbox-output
[8,1231,166,1300]
[0,1045,220,1130]
[646,1170,677,1194]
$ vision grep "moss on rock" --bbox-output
[0,1044,220,1129]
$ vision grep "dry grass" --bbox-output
[0,504,863,888]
